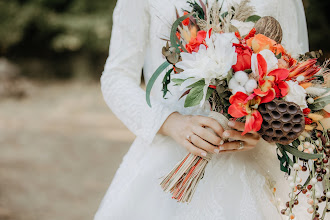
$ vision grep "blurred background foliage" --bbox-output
[0,0,329,80]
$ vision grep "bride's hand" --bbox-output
[159,112,224,157]
[218,120,261,153]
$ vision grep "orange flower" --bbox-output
[247,34,277,54]
[185,30,207,53]
[182,12,190,26]
[228,92,263,135]
[254,54,289,99]
[274,44,286,55]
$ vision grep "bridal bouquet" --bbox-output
[146,0,330,219]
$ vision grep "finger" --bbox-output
[228,120,245,132]
[192,126,222,146]
[195,116,224,137]
[228,120,259,136]
[219,141,254,152]
[182,139,208,157]
[222,130,259,146]
[191,134,220,154]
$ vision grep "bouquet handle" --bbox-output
[160,111,229,203]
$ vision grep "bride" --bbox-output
[95,0,309,219]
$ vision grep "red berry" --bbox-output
[307,185,313,190]
[303,108,311,115]
[305,117,313,125]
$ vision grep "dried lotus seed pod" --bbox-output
[258,99,305,145]
[254,16,283,44]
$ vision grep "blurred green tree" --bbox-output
[0,0,115,54]
[0,0,117,79]
[0,0,328,79]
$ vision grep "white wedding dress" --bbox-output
[95,0,310,219]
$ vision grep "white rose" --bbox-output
[285,81,308,109]
[230,20,255,36]
[251,49,278,77]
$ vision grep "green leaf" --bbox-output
[315,95,330,104]
[309,95,330,111]
[276,53,282,59]
[172,78,186,86]
[184,84,205,107]
[245,15,261,23]
[277,146,292,174]
[244,69,252,74]
[227,69,233,84]
[291,139,300,148]
[221,11,228,19]
[187,1,205,19]
[170,13,193,53]
[162,68,173,98]
[279,144,323,160]
[146,61,170,107]
[206,87,214,101]
[312,75,324,83]
[187,79,205,88]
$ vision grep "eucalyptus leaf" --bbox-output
[279,144,323,160]
[146,61,170,107]
[245,15,261,23]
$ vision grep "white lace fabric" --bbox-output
[96,0,310,219]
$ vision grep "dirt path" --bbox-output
[0,81,134,220]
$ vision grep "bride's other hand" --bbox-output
[219,120,261,153]
[159,112,224,157]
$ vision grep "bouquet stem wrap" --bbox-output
[160,111,229,203]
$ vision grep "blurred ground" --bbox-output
[0,81,134,220]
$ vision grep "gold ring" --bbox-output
[238,142,244,150]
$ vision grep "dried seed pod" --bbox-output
[258,99,305,145]
[162,41,181,64]
[254,16,283,44]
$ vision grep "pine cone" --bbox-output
[258,99,305,145]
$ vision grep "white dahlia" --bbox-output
[174,33,238,105]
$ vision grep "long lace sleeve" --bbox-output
[101,0,175,144]
[276,0,309,56]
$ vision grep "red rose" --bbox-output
[232,43,253,72]
[185,30,207,53]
